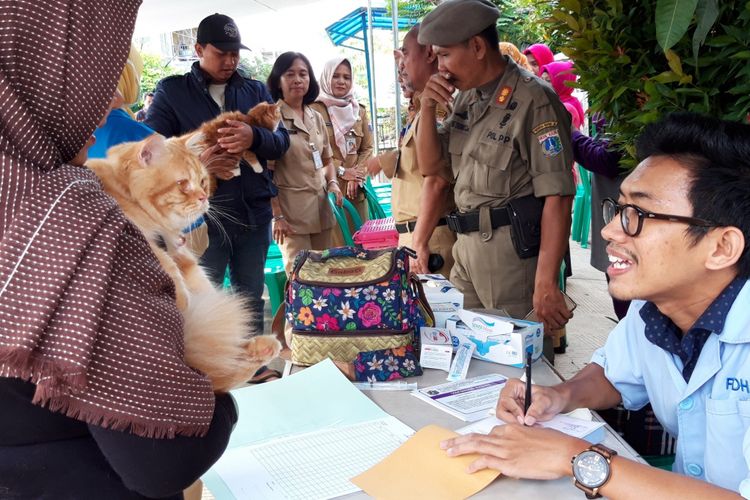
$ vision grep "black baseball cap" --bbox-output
[196,13,249,51]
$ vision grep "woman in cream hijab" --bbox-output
[311,57,373,244]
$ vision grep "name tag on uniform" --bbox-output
[311,142,324,169]
[346,135,357,155]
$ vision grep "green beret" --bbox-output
[418,0,500,46]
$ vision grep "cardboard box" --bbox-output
[418,274,464,328]
[446,312,544,368]
[456,310,514,338]
[429,301,460,329]
[419,327,453,372]
[418,274,464,309]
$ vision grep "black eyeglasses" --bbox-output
[601,198,718,237]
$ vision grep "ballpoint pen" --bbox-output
[524,347,532,425]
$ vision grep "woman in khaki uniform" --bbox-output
[310,57,373,245]
[267,52,343,274]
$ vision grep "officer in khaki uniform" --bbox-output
[309,101,373,223]
[271,99,337,274]
[367,25,456,276]
[416,0,576,329]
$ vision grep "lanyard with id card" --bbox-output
[345,134,358,155]
[310,142,324,170]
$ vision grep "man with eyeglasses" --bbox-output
[440,113,750,498]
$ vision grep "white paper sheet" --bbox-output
[203,359,415,500]
[457,414,605,440]
[411,373,508,422]
[213,416,414,500]
[223,358,388,448]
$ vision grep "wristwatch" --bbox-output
[571,443,617,499]
[337,165,346,178]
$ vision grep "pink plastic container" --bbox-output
[353,217,399,249]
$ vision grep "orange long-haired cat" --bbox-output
[196,101,281,174]
[87,133,281,392]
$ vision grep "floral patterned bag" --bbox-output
[285,246,433,366]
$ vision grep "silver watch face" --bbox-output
[573,450,609,488]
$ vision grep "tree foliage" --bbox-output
[140,53,182,96]
[238,55,273,83]
[551,0,750,168]
[392,0,562,50]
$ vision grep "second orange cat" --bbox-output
[196,101,282,174]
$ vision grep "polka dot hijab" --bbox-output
[0,0,215,438]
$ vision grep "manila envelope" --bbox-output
[351,424,500,500]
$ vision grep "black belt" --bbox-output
[445,207,511,234]
[395,218,447,234]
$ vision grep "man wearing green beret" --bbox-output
[415,0,576,331]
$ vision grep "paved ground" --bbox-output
[554,241,617,379]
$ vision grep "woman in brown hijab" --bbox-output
[0,1,236,497]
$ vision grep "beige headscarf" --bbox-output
[499,42,534,73]
[316,57,360,157]
[0,0,215,438]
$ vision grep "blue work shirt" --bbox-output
[592,279,750,496]
[88,108,154,159]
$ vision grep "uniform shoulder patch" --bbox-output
[537,129,563,158]
[531,121,558,135]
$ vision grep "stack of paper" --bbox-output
[203,359,414,500]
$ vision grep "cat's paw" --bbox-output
[245,335,282,362]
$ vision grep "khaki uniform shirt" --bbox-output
[273,100,334,234]
[381,94,455,223]
[309,102,373,169]
[443,58,575,212]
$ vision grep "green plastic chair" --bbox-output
[643,454,675,471]
[364,177,393,218]
[571,163,592,249]
[327,193,362,245]
[223,241,287,317]
[264,241,287,316]
[362,178,387,220]
[373,184,393,218]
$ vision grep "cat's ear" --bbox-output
[138,134,167,167]
[182,132,206,156]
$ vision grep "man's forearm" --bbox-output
[595,456,741,500]
[535,195,573,287]
[412,175,450,249]
[556,363,622,412]
[415,107,443,174]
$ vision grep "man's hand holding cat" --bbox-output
[199,144,239,180]
[217,119,254,154]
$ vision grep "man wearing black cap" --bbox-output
[146,13,290,335]
[415,0,575,332]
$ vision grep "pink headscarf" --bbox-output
[523,43,555,76]
[542,61,584,130]
[316,57,360,157]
